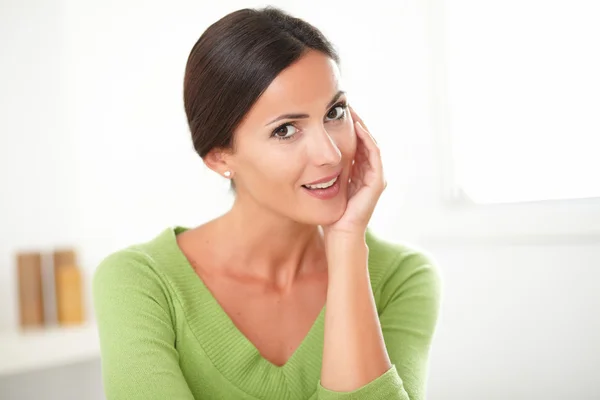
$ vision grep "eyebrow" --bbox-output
[265,90,346,126]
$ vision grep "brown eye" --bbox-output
[325,104,346,121]
[272,124,298,140]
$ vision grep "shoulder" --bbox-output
[92,228,180,304]
[93,236,160,285]
[366,229,443,307]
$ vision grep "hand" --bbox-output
[323,107,387,238]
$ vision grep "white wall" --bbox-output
[1,0,599,399]
[425,240,600,400]
[1,0,78,332]
[0,360,104,400]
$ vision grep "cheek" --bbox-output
[252,151,301,187]
[336,124,357,159]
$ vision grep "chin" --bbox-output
[292,179,349,225]
[310,201,347,226]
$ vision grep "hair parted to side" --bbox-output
[183,6,340,191]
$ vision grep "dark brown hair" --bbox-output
[183,6,340,190]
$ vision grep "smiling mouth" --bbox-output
[302,175,339,190]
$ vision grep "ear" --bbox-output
[203,147,234,177]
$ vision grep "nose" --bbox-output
[307,127,342,167]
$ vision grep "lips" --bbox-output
[303,171,342,186]
[301,173,342,199]
[303,175,338,190]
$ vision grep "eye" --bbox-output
[271,123,298,140]
[325,102,348,122]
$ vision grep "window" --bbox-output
[442,0,600,205]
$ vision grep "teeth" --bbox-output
[304,176,337,190]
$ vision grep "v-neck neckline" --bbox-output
[160,226,326,399]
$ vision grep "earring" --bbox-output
[223,171,231,177]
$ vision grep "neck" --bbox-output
[211,195,326,290]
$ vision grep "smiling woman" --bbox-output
[92,5,442,400]
[194,49,354,225]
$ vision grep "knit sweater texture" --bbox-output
[93,226,442,399]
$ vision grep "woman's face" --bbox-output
[223,50,357,226]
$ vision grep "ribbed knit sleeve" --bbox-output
[92,249,195,400]
[315,253,442,400]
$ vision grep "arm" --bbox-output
[320,234,392,391]
[317,107,441,398]
[377,259,442,399]
[92,250,195,400]
[318,246,441,400]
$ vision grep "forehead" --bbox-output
[246,51,342,122]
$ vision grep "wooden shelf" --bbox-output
[0,323,100,377]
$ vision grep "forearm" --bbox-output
[321,234,392,392]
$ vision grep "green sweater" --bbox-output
[93,227,441,400]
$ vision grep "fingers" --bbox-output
[349,106,368,131]
[355,121,381,167]
[352,109,380,164]
[349,106,376,144]
[351,107,386,190]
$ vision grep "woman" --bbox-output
[93,6,441,400]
